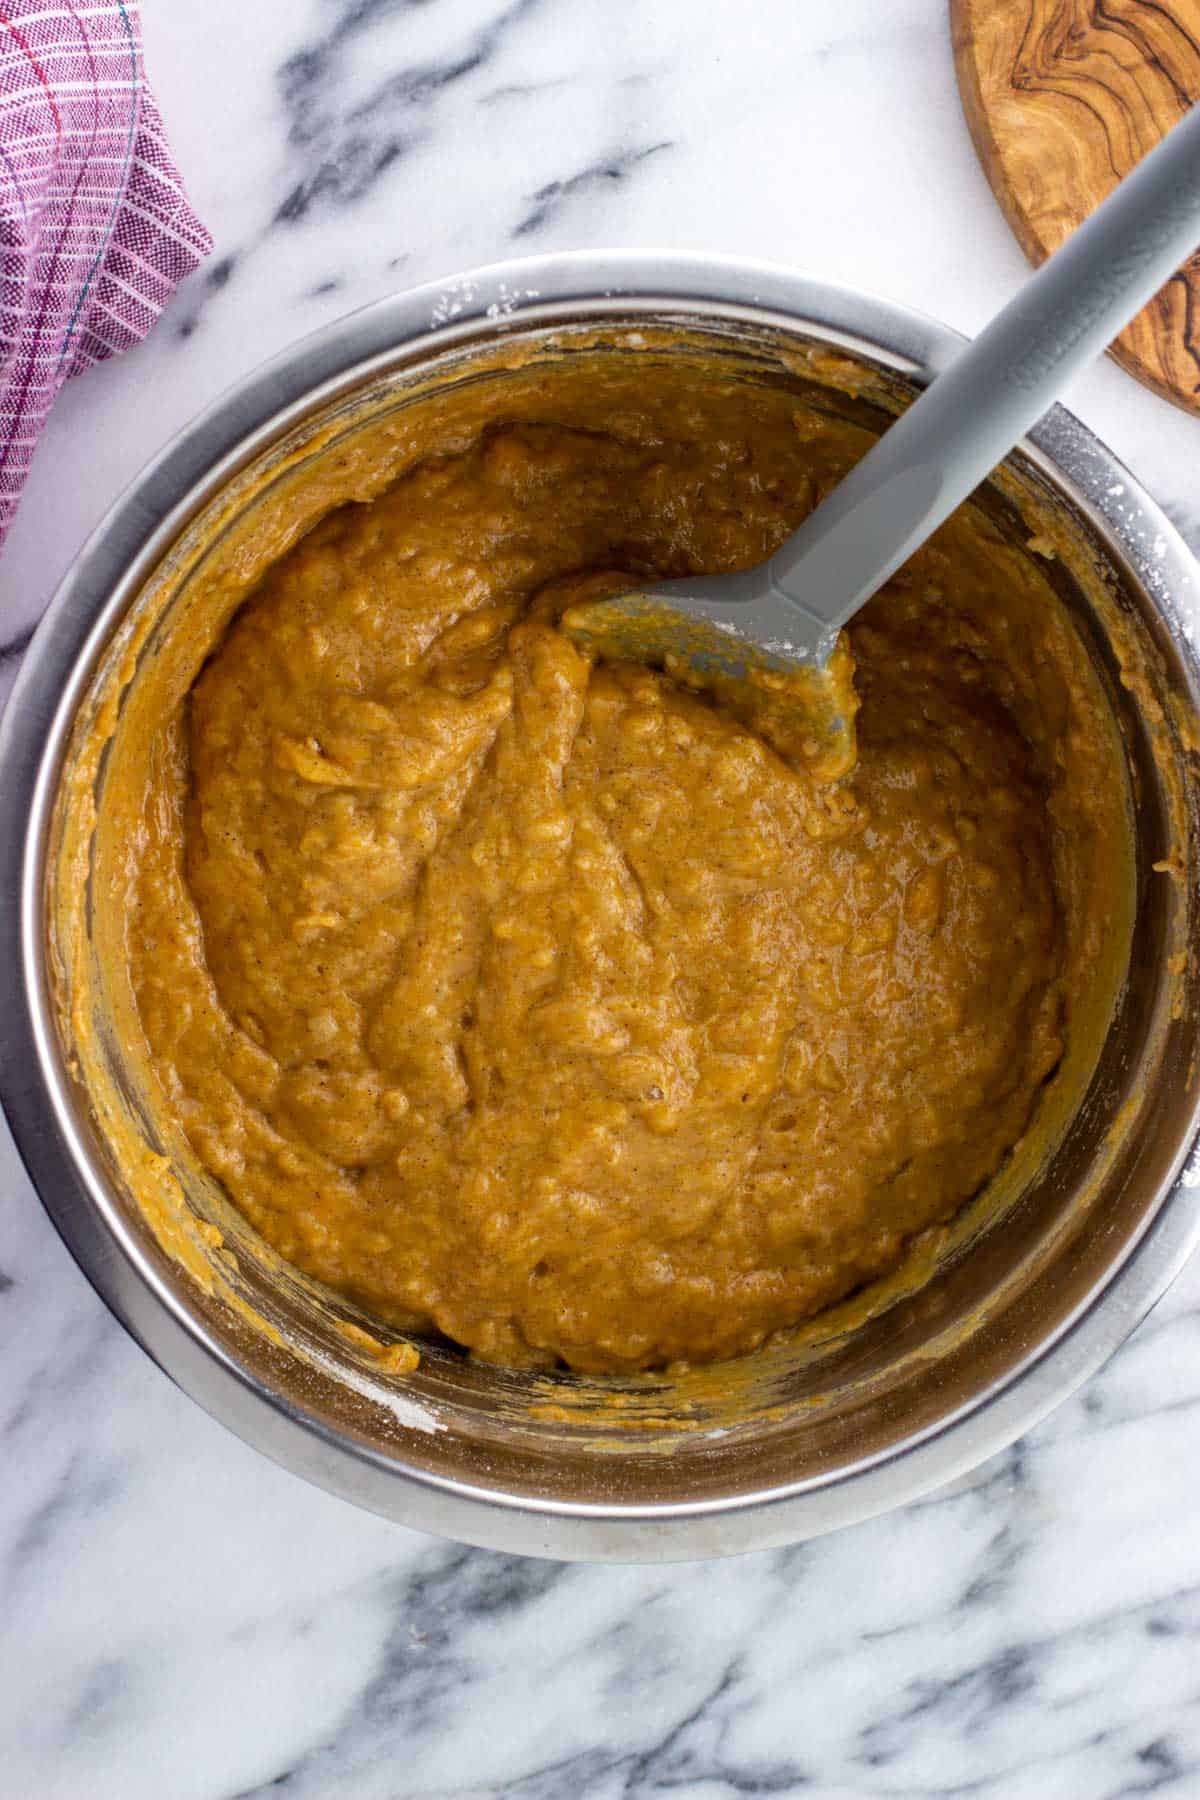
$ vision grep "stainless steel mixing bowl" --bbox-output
[3,253,1200,1561]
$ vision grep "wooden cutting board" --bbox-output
[952,0,1200,415]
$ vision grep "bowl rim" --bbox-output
[4,248,1200,1561]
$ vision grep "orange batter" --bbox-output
[127,388,1122,1373]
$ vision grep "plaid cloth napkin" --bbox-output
[0,1,210,546]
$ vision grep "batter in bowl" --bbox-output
[127,368,1127,1374]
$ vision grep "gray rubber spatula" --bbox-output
[563,102,1200,778]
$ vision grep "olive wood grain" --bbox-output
[952,0,1200,414]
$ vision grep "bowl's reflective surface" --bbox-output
[3,255,1200,1559]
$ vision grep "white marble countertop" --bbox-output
[3,3,1200,1794]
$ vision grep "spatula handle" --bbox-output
[770,102,1200,634]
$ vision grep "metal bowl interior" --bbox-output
[4,257,1200,1560]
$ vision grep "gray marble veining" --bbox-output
[3,2,1200,1794]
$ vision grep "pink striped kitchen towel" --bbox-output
[0,1,210,546]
